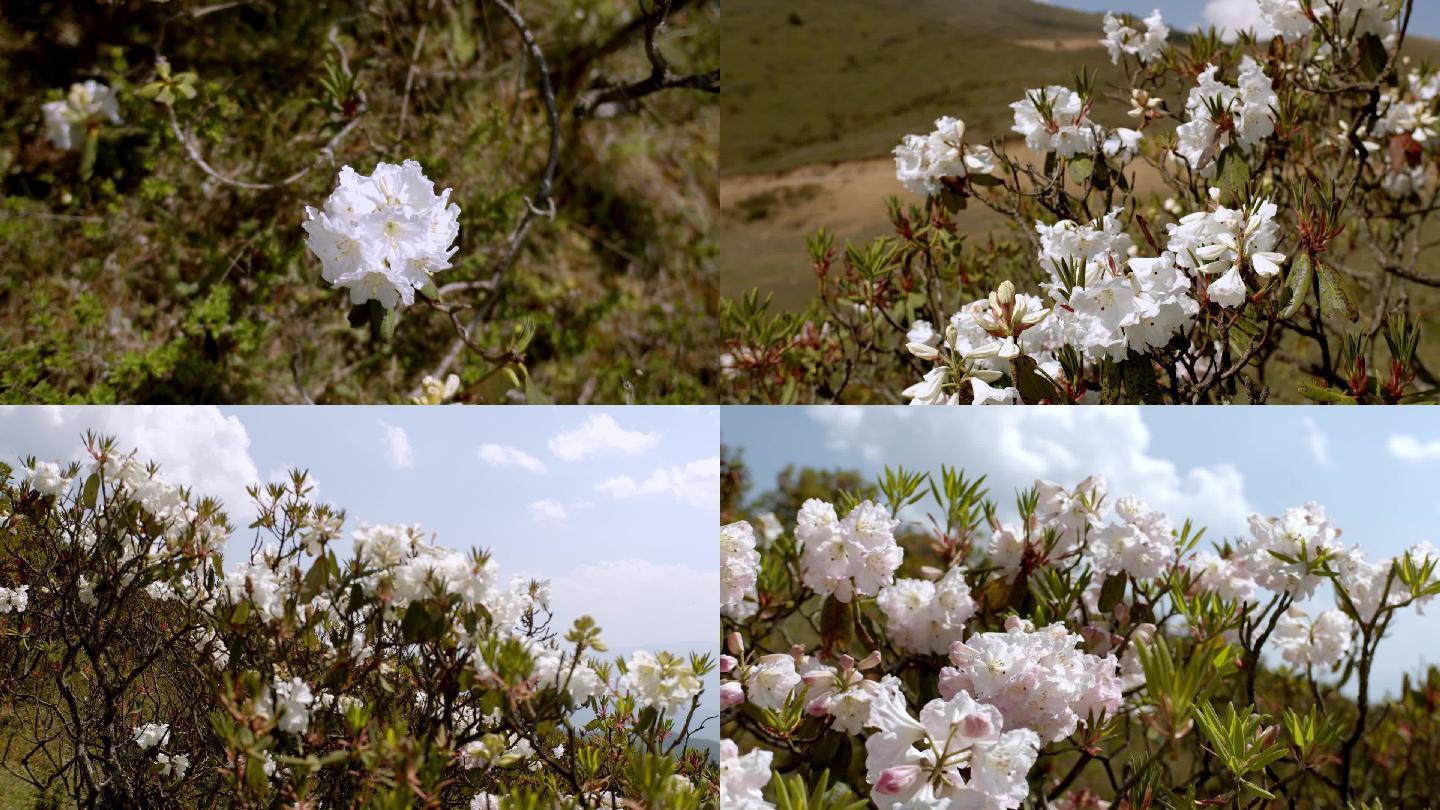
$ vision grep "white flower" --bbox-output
[258,677,315,735]
[940,618,1123,743]
[1089,497,1176,580]
[621,650,702,716]
[24,461,72,497]
[1101,10,1168,65]
[1175,58,1276,171]
[412,373,461,404]
[0,585,27,614]
[876,567,977,655]
[1165,197,1284,309]
[42,80,122,151]
[156,751,190,778]
[302,160,461,309]
[893,116,996,197]
[133,723,171,751]
[864,678,1040,810]
[744,653,802,711]
[470,793,501,810]
[795,499,902,602]
[1273,606,1355,669]
[721,739,776,810]
[1011,86,1100,158]
[1237,502,1343,598]
[722,521,761,610]
[1259,0,1396,42]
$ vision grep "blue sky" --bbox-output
[724,406,1440,696]
[0,406,719,660]
[1041,0,1440,39]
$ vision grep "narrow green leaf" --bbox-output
[1278,252,1312,319]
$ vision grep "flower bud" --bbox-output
[996,280,1016,306]
[907,342,940,360]
[874,765,923,795]
[720,681,745,709]
[726,631,744,657]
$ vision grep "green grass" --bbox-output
[722,0,1124,176]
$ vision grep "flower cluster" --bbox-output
[1273,606,1356,670]
[621,649,703,716]
[865,678,1040,810]
[1175,57,1277,172]
[939,618,1123,743]
[303,160,461,309]
[0,585,27,614]
[876,567,978,655]
[1090,496,1176,579]
[42,80,122,152]
[795,498,902,601]
[721,521,761,611]
[1011,85,1101,158]
[1101,9,1168,65]
[721,739,775,810]
[893,116,997,197]
[1259,0,1396,43]
[1166,196,1286,308]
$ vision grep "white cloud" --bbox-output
[548,414,659,461]
[478,443,547,474]
[595,456,718,508]
[529,499,568,525]
[1388,434,1440,462]
[1301,416,1333,469]
[1203,0,1273,41]
[0,406,260,518]
[543,558,715,647]
[380,421,414,469]
[806,408,1252,537]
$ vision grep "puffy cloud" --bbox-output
[595,457,718,509]
[478,443,547,474]
[529,499,568,525]
[543,559,716,647]
[1388,434,1440,462]
[1203,0,1274,41]
[380,421,414,469]
[806,408,1251,536]
[1302,416,1333,469]
[0,406,259,518]
[548,414,658,461]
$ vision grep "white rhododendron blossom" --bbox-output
[940,618,1123,743]
[133,723,171,751]
[24,460,72,497]
[256,676,316,735]
[722,520,761,610]
[1038,210,1199,360]
[0,585,28,614]
[743,653,802,711]
[1011,85,1101,158]
[864,677,1040,810]
[795,498,902,601]
[302,160,461,309]
[1238,502,1343,599]
[1175,57,1277,171]
[1165,196,1286,308]
[1259,0,1396,43]
[42,80,122,151]
[721,739,776,810]
[156,751,191,778]
[893,116,997,197]
[1089,496,1176,580]
[1273,606,1356,670]
[1190,549,1259,604]
[1101,9,1168,65]
[876,567,977,655]
[620,650,703,716]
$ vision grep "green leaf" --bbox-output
[82,473,100,508]
[1314,261,1357,322]
[1099,572,1128,614]
[1298,382,1357,404]
[1068,156,1095,186]
[401,600,435,643]
[1278,252,1312,319]
[1011,354,1058,404]
[79,130,98,181]
[299,557,329,603]
[1359,33,1389,79]
[1121,354,1163,404]
[524,376,553,404]
[229,600,250,626]
[1214,146,1248,206]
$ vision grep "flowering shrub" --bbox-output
[0,436,717,808]
[722,0,1440,404]
[1,0,717,404]
[721,453,1440,807]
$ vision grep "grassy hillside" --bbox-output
[722,0,1125,175]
